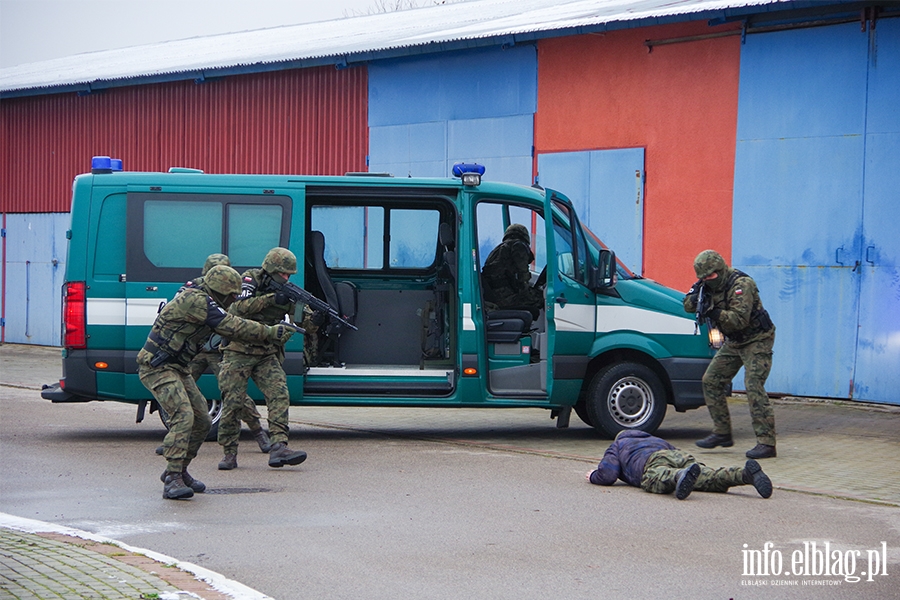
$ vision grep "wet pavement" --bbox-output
[1,342,898,598]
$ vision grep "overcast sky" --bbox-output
[0,0,392,68]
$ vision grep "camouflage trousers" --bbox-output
[641,449,745,495]
[139,364,211,473]
[300,309,322,368]
[189,350,263,431]
[702,333,776,446]
[218,351,291,452]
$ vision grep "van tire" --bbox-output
[157,399,223,442]
[585,362,666,438]
[573,401,594,427]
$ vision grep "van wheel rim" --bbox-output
[607,377,653,427]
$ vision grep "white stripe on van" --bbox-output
[463,303,476,331]
[86,298,126,325]
[554,303,595,333]
[86,298,167,326]
[594,305,695,335]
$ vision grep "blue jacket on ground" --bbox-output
[589,430,675,487]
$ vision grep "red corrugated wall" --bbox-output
[0,65,368,213]
[536,22,742,291]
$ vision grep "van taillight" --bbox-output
[63,281,87,349]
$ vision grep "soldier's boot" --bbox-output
[252,428,272,453]
[695,432,734,449]
[675,463,701,500]
[155,445,164,455]
[218,453,238,470]
[160,469,206,493]
[742,459,773,498]
[181,470,206,493]
[162,472,194,500]
[745,443,776,459]
[268,442,307,468]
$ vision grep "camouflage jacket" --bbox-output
[137,287,273,372]
[481,239,534,303]
[683,267,774,347]
[223,267,295,356]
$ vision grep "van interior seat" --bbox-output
[485,309,534,344]
[306,230,358,364]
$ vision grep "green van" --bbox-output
[42,157,716,438]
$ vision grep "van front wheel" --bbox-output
[585,362,667,438]
[157,399,223,442]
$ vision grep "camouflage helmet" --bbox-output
[262,247,297,275]
[204,265,242,296]
[693,249,727,279]
[503,223,530,244]
[201,253,231,276]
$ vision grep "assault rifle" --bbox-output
[694,283,724,349]
[266,279,358,331]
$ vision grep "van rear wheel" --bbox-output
[585,362,667,438]
[157,399,223,442]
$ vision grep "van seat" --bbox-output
[485,310,533,344]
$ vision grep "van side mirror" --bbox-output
[589,249,617,291]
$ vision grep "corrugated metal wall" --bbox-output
[0,65,367,346]
[535,21,742,291]
[733,20,900,405]
[0,65,368,213]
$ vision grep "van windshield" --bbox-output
[549,200,637,281]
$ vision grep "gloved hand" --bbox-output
[687,279,704,299]
[267,324,295,345]
[273,291,290,306]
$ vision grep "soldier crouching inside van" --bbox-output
[137,265,295,500]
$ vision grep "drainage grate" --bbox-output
[205,487,273,495]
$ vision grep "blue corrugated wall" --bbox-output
[1,213,69,346]
[368,45,537,184]
[733,20,899,404]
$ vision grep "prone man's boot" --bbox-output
[253,428,272,453]
[743,459,773,498]
[162,472,194,500]
[268,442,308,468]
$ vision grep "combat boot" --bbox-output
[218,453,238,470]
[745,444,776,459]
[253,428,272,453]
[695,432,733,449]
[155,445,164,456]
[743,459,773,498]
[675,463,701,500]
[268,442,308,468]
[162,472,194,500]
[160,469,205,493]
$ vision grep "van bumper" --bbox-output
[659,357,726,412]
[40,382,93,403]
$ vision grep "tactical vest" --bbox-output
[722,269,774,344]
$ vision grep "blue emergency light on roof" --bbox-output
[452,163,485,186]
[91,155,122,174]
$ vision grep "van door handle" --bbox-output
[555,294,567,307]
[146,286,158,291]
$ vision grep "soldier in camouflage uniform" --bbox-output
[586,430,773,500]
[217,247,308,470]
[154,253,270,456]
[481,223,544,319]
[137,265,295,500]
[683,250,777,459]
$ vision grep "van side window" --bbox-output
[127,192,292,282]
[310,205,440,270]
[144,200,222,268]
[227,204,283,266]
[94,193,126,279]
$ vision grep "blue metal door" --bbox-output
[537,148,645,275]
[733,21,899,404]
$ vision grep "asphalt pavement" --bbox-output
[1,342,898,599]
